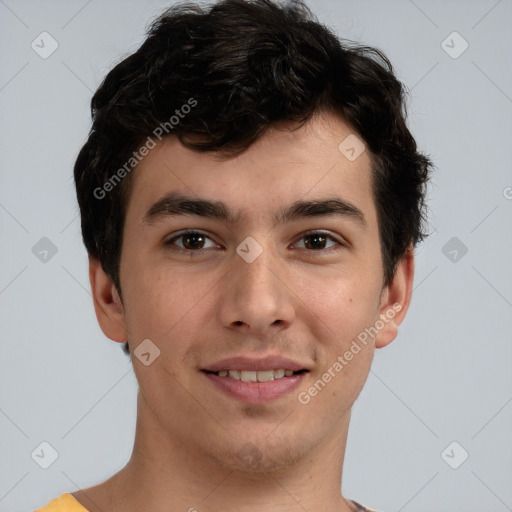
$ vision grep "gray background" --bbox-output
[1,0,511,511]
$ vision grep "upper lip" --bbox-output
[202,355,310,372]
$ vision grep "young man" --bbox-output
[36,0,432,510]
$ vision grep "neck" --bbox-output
[78,390,357,512]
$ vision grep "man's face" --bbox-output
[112,112,401,470]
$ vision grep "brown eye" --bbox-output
[181,233,206,250]
[303,233,328,250]
[295,231,342,251]
[165,231,218,252]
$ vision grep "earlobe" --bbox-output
[374,246,415,349]
[88,256,128,343]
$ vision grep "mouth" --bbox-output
[202,368,308,382]
[200,356,310,404]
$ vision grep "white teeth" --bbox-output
[240,370,257,382]
[257,370,275,382]
[215,369,297,381]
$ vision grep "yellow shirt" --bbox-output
[35,493,377,511]
[34,493,89,512]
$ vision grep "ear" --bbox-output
[88,256,128,343]
[374,245,415,349]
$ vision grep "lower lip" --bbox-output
[202,371,307,404]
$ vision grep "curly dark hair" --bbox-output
[74,0,433,354]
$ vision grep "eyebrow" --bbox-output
[143,192,367,229]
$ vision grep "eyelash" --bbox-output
[164,229,345,256]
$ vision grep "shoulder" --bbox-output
[34,493,89,512]
[349,499,382,512]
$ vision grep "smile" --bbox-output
[201,369,309,403]
[206,369,306,382]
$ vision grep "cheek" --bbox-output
[300,267,381,336]
[297,281,377,417]
[298,268,380,397]
[122,261,217,345]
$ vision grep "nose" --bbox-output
[218,241,296,335]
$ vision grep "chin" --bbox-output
[208,433,315,474]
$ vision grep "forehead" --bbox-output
[124,112,377,228]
